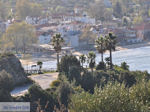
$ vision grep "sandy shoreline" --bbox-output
[20,42,150,65]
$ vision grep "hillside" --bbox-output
[0,53,27,86]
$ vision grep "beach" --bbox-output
[20,41,150,67]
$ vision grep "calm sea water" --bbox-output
[24,46,150,73]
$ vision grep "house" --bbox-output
[133,23,150,40]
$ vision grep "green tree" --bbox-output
[51,34,64,70]
[105,33,117,69]
[95,35,106,62]
[87,51,96,73]
[121,62,129,70]
[1,22,36,53]
[59,55,80,75]
[37,61,43,73]
[79,54,86,67]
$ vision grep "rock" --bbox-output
[0,53,27,86]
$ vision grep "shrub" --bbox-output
[96,61,106,70]
[0,70,14,91]
[59,55,80,74]
[70,82,150,112]
[28,84,56,112]
[56,82,74,107]
[121,62,129,70]
[81,71,95,93]
[50,80,61,88]
[118,71,136,87]
[68,66,81,85]
[0,89,12,102]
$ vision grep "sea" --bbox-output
[24,46,150,73]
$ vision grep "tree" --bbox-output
[79,54,86,67]
[121,62,129,70]
[51,34,64,70]
[87,51,96,73]
[1,22,36,53]
[57,82,73,107]
[59,55,80,75]
[37,61,43,73]
[105,33,117,69]
[68,66,81,85]
[95,35,106,62]
[16,0,42,20]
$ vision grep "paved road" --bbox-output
[28,72,58,89]
[11,73,58,96]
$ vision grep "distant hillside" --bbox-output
[0,53,27,86]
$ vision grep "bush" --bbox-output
[118,71,136,87]
[70,82,150,112]
[68,66,81,85]
[93,71,109,87]
[28,84,56,112]
[50,80,61,88]
[59,55,80,74]
[130,80,150,107]
[121,62,129,70]
[96,61,106,70]
[81,71,95,93]
[0,70,14,91]
[0,89,12,102]
[57,82,73,107]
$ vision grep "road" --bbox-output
[11,72,58,96]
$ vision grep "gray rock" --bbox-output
[0,53,27,86]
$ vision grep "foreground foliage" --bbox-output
[70,82,150,112]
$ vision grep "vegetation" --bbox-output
[0,70,14,101]
[79,54,86,67]
[1,22,36,53]
[95,35,106,62]
[51,34,64,70]
[105,33,117,69]
[87,51,96,73]
[16,0,42,20]
[37,61,43,74]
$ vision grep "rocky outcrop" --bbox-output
[0,53,27,86]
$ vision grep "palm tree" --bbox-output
[87,51,96,73]
[105,33,117,69]
[51,34,64,70]
[79,54,86,67]
[95,35,106,62]
[37,61,43,73]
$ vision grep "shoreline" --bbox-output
[20,42,150,65]
[116,42,150,51]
